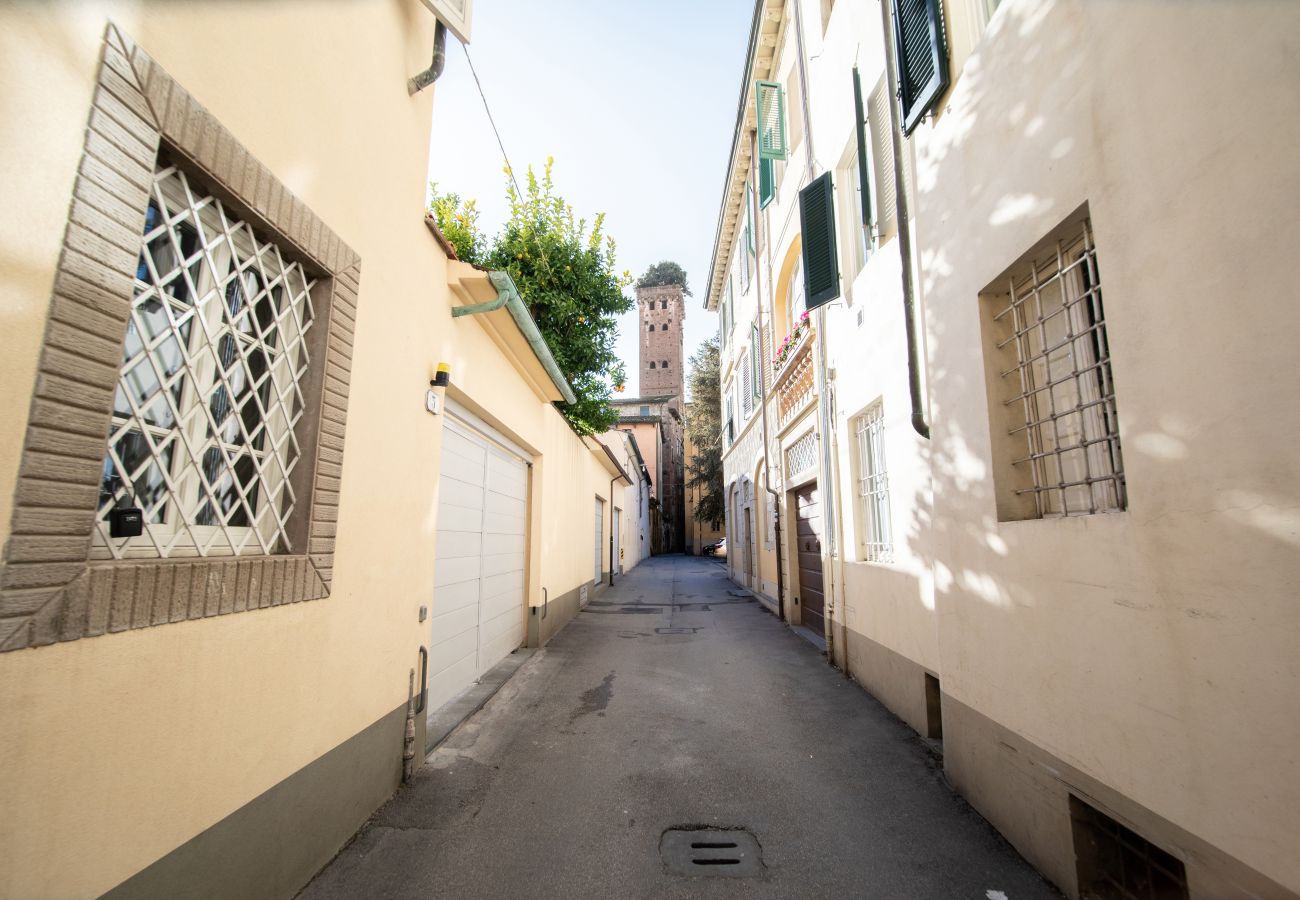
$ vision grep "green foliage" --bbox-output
[428,159,633,433]
[685,337,724,529]
[636,260,692,296]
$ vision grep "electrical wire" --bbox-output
[459,41,557,287]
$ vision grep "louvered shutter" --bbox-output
[891,0,949,135]
[799,172,840,310]
[852,67,873,233]
[750,324,761,400]
[756,81,788,161]
[759,156,775,208]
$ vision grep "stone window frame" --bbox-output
[0,24,360,652]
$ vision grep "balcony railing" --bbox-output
[772,325,815,431]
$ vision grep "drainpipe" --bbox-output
[749,131,784,623]
[452,271,577,404]
[878,0,931,441]
[408,21,448,95]
[608,476,619,587]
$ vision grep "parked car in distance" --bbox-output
[704,537,727,558]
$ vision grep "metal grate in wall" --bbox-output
[993,218,1125,517]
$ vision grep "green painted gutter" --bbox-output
[451,270,577,404]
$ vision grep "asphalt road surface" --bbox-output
[300,554,1058,900]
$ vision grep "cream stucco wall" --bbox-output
[915,0,1300,891]
[0,4,628,896]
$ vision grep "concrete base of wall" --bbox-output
[101,701,408,900]
[527,580,599,648]
[842,627,933,739]
[942,695,1295,900]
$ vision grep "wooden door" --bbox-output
[794,483,825,635]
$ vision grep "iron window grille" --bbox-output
[993,219,1125,517]
[94,162,316,559]
[854,403,893,562]
[785,429,818,479]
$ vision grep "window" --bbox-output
[798,172,840,310]
[661,300,667,309]
[868,76,911,243]
[647,323,654,332]
[639,405,650,417]
[661,323,668,331]
[837,142,870,280]
[750,323,761,402]
[649,362,656,369]
[759,157,776,208]
[724,391,735,447]
[720,277,733,349]
[741,349,754,419]
[786,67,805,153]
[853,402,892,562]
[0,25,356,651]
[983,215,1125,520]
[95,163,316,558]
[738,244,751,295]
[786,257,806,339]
[891,0,950,135]
[661,359,668,368]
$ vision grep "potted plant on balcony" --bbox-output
[772,310,811,371]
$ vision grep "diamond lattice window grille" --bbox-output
[785,430,818,478]
[94,163,317,559]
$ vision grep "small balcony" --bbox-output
[771,323,814,431]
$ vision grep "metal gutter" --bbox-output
[451,270,577,404]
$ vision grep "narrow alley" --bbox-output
[300,556,1056,899]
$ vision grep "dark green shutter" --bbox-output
[891,0,949,135]
[750,324,761,399]
[852,67,872,232]
[759,157,775,208]
[799,172,840,310]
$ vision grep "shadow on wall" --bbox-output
[897,0,1300,888]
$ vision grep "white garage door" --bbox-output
[429,416,528,714]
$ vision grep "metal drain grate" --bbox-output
[660,828,763,877]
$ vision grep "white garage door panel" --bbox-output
[430,418,528,716]
[438,477,485,513]
[435,529,482,560]
[430,603,479,646]
[426,651,479,714]
[432,556,482,592]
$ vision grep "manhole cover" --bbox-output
[660,828,763,877]
[655,627,701,635]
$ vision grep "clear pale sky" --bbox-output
[426,0,753,398]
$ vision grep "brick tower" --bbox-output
[635,282,686,552]
[638,283,685,403]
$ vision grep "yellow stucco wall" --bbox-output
[917,1,1300,890]
[0,4,625,896]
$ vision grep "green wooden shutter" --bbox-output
[891,0,950,135]
[759,156,775,208]
[852,67,873,233]
[721,277,732,348]
[750,324,761,399]
[756,81,788,161]
[745,181,756,254]
[799,172,840,310]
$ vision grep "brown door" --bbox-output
[794,483,825,635]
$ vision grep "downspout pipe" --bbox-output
[452,271,578,404]
[408,20,448,95]
[609,474,619,587]
[879,0,931,441]
[749,131,784,623]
